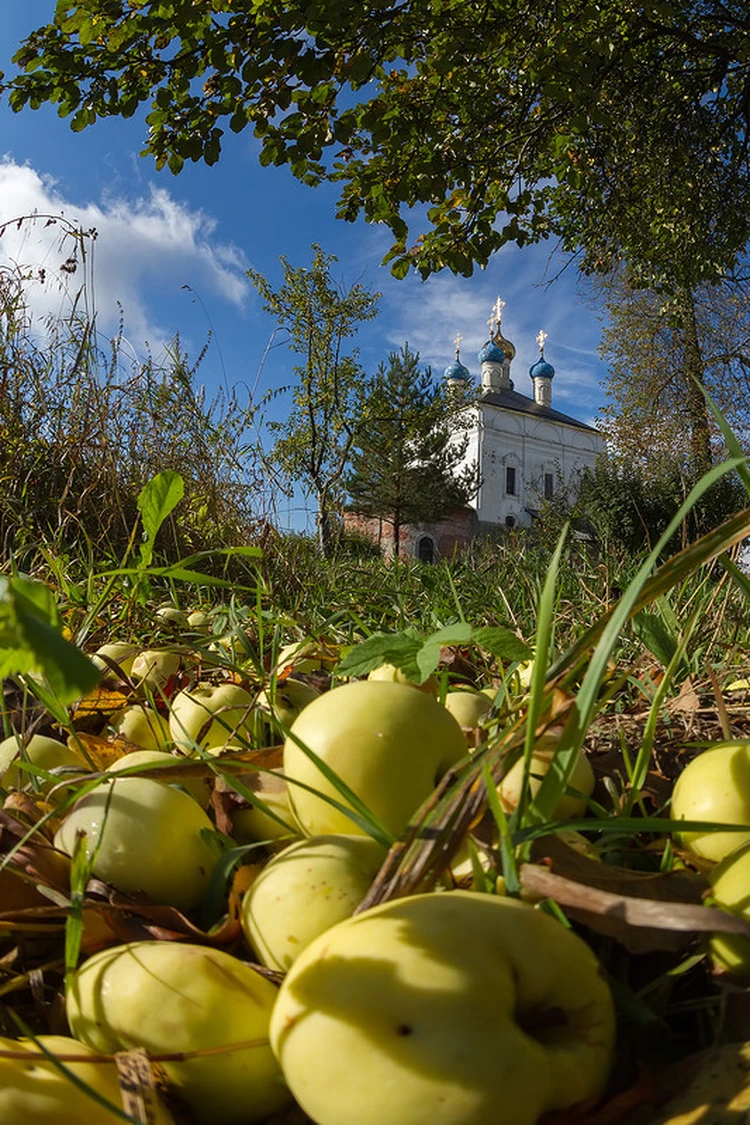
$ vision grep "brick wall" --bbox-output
[344,508,478,560]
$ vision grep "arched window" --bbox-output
[505,515,516,529]
[417,536,435,563]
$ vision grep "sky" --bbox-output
[0,2,610,534]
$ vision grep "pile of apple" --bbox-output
[0,623,617,1125]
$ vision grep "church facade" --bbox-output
[347,299,605,561]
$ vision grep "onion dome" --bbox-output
[480,296,516,364]
[478,338,506,365]
[445,333,470,381]
[530,329,555,379]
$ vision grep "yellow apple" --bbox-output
[188,609,213,631]
[255,677,320,734]
[276,640,324,674]
[368,663,439,697]
[230,773,298,844]
[109,703,171,750]
[0,1034,175,1124]
[67,941,290,1124]
[91,642,139,678]
[242,834,385,971]
[270,890,616,1125]
[106,749,211,807]
[671,743,750,862]
[131,648,181,690]
[156,606,190,628]
[54,776,217,910]
[499,743,595,821]
[444,689,493,729]
[169,681,255,754]
[708,842,750,975]
[284,680,466,837]
[0,734,88,794]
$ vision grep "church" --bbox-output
[348,299,604,561]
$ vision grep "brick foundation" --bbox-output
[344,508,478,561]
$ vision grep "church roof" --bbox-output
[480,388,599,433]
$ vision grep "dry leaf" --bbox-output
[645,1041,750,1124]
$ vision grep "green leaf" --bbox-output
[472,626,532,663]
[137,470,184,568]
[632,610,678,669]
[336,629,422,679]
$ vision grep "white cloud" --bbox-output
[0,158,250,350]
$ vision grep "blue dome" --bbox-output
[530,358,555,380]
[444,359,470,381]
[478,339,506,364]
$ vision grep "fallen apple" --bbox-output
[241,833,385,970]
[708,842,750,975]
[499,740,595,821]
[671,743,750,862]
[270,890,616,1125]
[0,1034,175,1124]
[276,640,324,675]
[169,681,255,753]
[91,642,139,678]
[0,733,88,794]
[368,662,439,697]
[131,648,181,691]
[67,941,290,1124]
[444,689,493,729]
[106,749,211,807]
[255,677,320,735]
[156,605,190,628]
[54,776,217,910]
[109,703,172,750]
[284,680,466,837]
[230,773,298,845]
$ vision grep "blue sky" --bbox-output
[1,2,610,533]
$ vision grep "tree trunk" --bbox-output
[317,499,334,559]
[680,286,712,478]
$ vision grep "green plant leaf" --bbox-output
[137,470,185,568]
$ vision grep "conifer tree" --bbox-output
[345,345,478,557]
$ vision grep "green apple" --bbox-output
[270,890,616,1125]
[444,689,493,729]
[708,842,750,975]
[169,682,255,754]
[671,743,750,862]
[54,776,217,910]
[188,609,213,631]
[284,680,466,837]
[242,834,385,971]
[368,663,439,698]
[110,703,171,750]
[0,1035,175,1124]
[230,773,299,844]
[131,648,181,690]
[91,642,139,678]
[0,734,88,794]
[255,677,320,734]
[106,749,211,808]
[67,941,290,1124]
[499,743,595,821]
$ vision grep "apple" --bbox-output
[270,890,616,1125]
[499,741,595,821]
[54,776,218,910]
[708,842,750,975]
[671,743,750,862]
[444,689,493,729]
[0,1034,175,1124]
[255,677,320,735]
[91,642,139,678]
[276,640,324,674]
[368,663,439,697]
[241,834,385,971]
[169,682,256,753]
[230,772,299,844]
[156,606,190,628]
[131,648,181,690]
[66,941,290,1124]
[188,609,213,631]
[106,749,211,808]
[284,680,466,838]
[0,734,88,794]
[109,703,171,750]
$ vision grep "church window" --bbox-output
[544,472,554,500]
[505,515,516,529]
[417,536,435,563]
[505,466,517,496]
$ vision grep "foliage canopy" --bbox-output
[5,2,750,284]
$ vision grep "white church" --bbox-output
[348,298,604,561]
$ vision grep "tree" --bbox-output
[345,344,479,557]
[4,2,750,285]
[251,246,379,557]
[597,272,750,478]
